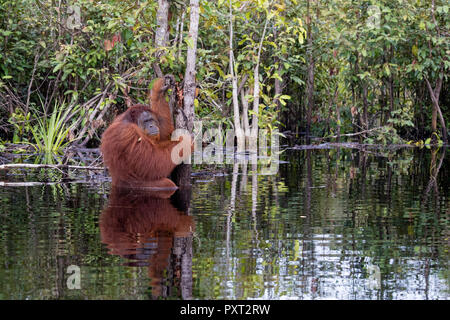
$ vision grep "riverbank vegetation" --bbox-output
[0,0,448,163]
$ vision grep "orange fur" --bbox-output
[101,105,183,189]
[148,76,175,141]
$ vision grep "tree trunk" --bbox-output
[388,45,395,121]
[155,0,170,48]
[305,0,315,144]
[228,0,245,152]
[274,64,283,110]
[425,1,448,143]
[431,97,438,135]
[249,9,270,151]
[154,0,170,77]
[172,0,200,188]
[273,27,284,111]
[241,88,251,140]
[362,82,369,132]
[334,87,340,142]
[380,82,386,125]
[425,74,448,144]
[177,0,199,133]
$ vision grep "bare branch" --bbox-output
[0,163,104,171]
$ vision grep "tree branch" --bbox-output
[0,163,104,171]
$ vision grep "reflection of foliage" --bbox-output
[192,148,449,299]
[387,155,414,175]
[0,148,448,299]
[0,181,125,299]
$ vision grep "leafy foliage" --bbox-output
[0,0,449,153]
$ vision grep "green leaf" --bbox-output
[419,21,426,30]
[185,37,194,49]
[361,48,367,57]
[291,76,304,86]
[272,72,282,81]
[384,64,390,76]
[53,63,64,73]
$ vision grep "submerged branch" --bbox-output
[0,163,104,171]
[0,181,59,187]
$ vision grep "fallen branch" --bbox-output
[325,127,383,139]
[0,179,109,187]
[0,181,59,187]
[0,163,104,171]
[291,142,414,151]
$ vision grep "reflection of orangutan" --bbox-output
[99,187,194,299]
[100,104,188,190]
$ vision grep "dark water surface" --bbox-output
[0,147,448,300]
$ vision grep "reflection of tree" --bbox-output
[223,155,263,298]
[99,187,194,299]
[420,148,446,300]
[423,147,445,203]
[303,149,317,298]
[225,161,238,271]
[251,155,259,247]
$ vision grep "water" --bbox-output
[0,147,448,300]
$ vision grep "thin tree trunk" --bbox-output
[241,88,251,139]
[155,0,170,48]
[362,81,369,132]
[425,74,448,143]
[333,87,340,142]
[431,92,438,134]
[354,55,364,143]
[425,1,447,143]
[273,26,284,111]
[25,50,41,117]
[179,0,199,133]
[172,0,199,188]
[325,84,337,136]
[380,82,386,125]
[388,45,395,121]
[177,10,186,60]
[305,0,315,144]
[274,64,283,110]
[154,0,170,77]
[229,0,245,152]
[249,8,271,151]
